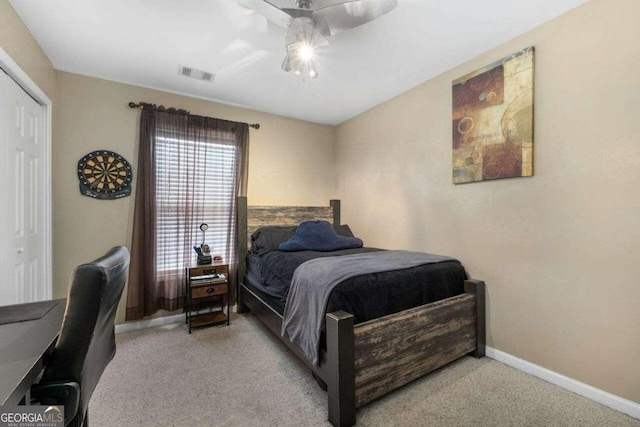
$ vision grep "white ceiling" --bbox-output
[10,0,587,125]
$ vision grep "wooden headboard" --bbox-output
[236,196,340,288]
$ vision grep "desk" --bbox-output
[0,299,65,405]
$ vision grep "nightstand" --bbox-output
[185,261,230,333]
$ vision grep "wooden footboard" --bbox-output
[240,278,485,427]
[324,279,485,426]
[353,293,477,406]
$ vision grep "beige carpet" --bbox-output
[91,313,639,426]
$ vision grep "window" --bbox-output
[155,131,237,274]
[126,106,248,320]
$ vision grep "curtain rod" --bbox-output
[128,102,260,129]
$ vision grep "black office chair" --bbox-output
[31,246,130,427]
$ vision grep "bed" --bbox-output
[236,197,485,427]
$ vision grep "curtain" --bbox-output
[126,104,249,321]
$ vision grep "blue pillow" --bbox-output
[279,220,363,252]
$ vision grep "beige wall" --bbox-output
[0,0,55,100]
[335,0,640,403]
[54,71,336,324]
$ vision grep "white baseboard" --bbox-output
[114,305,238,334]
[485,346,640,420]
[115,313,184,334]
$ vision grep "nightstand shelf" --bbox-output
[185,261,230,333]
[190,311,227,328]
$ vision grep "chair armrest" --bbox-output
[31,382,80,426]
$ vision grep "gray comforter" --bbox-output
[281,250,456,366]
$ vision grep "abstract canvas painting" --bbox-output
[452,46,534,184]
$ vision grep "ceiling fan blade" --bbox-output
[312,0,398,36]
[237,0,294,28]
[281,8,314,20]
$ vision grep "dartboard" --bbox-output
[77,150,133,199]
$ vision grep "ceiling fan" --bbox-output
[238,0,398,79]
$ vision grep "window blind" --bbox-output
[155,132,237,273]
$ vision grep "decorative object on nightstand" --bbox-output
[193,223,212,265]
[185,261,230,333]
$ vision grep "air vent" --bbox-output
[178,65,215,83]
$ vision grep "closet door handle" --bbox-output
[17,248,24,254]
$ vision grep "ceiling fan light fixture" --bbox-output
[243,0,398,79]
[281,51,292,72]
[283,46,318,80]
[281,16,328,80]
[308,61,318,79]
[298,44,315,61]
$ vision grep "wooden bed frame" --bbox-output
[236,197,485,427]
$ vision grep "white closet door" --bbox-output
[0,71,46,306]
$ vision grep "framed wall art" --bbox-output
[452,46,534,184]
